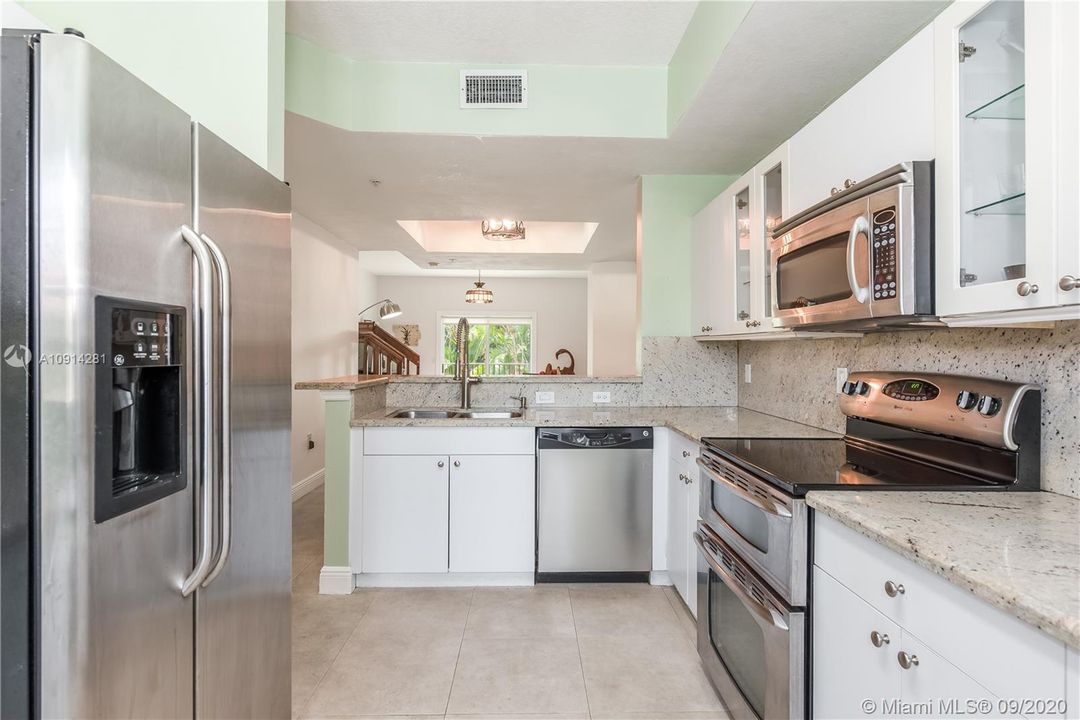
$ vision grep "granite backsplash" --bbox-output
[382,336,738,409]
[737,322,1080,499]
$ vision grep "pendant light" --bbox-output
[465,270,494,304]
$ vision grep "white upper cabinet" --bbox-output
[691,194,724,336]
[788,27,935,216]
[692,144,790,338]
[935,0,1080,319]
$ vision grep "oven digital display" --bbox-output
[882,379,940,402]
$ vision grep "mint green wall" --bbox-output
[20,0,285,178]
[667,1,753,128]
[638,175,737,337]
[322,399,351,567]
[286,35,667,138]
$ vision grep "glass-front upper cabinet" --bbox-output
[710,143,791,336]
[935,0,1057,316]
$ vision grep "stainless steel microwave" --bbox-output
[769,161,935,329]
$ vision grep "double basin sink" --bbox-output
[391,409,524,420]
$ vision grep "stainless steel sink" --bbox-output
[389,409,524,420]
[391,409,457,419]
[453,410,524,419]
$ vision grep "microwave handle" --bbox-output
[846,215,871,304]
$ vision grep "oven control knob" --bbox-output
[977,395,1002,417]
[956,390,979,411]
[841,380,857,396]
[854,380,871,396]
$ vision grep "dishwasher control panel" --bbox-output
[537,427,653,450]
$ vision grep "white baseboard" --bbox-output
[650,570,673,586]
[291,469,325,502]
[319,565,354,595]
[353,572,535,588]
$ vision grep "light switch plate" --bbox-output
[592,391,611,403]
[836,367,849,394]
[744,364,752,383]
[535,391,555,405]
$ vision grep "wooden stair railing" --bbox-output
[357,321,420,375]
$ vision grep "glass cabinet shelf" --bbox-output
[965,84,1025,119]
[965,192,1026,216]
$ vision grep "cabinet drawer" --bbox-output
[815,513,1066,701]
[364,426,535,456]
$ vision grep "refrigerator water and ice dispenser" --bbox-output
[94,297,186,523]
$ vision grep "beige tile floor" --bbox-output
[292,487,729,720]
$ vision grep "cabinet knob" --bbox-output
[844,178,856,189]
[682,450,691,458]
[437,461,445,468]
[1016,281,1039,297]
[831,187,841,196]
[870,630,890,648]
[1059,275,1079,292]
[884,580,905,597]
[453,460,461,467]
[897,651,919,669]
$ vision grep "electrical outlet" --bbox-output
[592,391,611,404]
[535,391,555,405]
[836,367,849,394]
[744,363,752,383]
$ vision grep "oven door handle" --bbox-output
[696,458,792,518]
[695,531,789,631]
[846,214,870,304]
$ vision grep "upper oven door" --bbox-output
[697,454,807,607]
[770,196,873,328]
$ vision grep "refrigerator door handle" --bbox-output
[200,231,232,587]
[180,225,217,596]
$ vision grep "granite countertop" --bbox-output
[807,491,1080,649]
[386,375,644,384]
[352,405,840,443]
[294,375,390,391]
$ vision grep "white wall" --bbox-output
[587,262,639,376]
[291,213,371,489]
[374,276,588,376]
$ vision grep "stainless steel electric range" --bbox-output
[694,372,1041,720]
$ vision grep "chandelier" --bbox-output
[481,218,526,241]
[465,270,494,304]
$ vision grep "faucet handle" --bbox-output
[510,395,528,409]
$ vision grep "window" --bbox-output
[440,315,534,376]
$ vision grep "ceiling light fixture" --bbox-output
[465,270,494,304]
[481,218,526,241]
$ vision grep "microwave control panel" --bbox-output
[871,207,897,300]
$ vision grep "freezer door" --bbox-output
[34,34,195,719]
[193,125,292,719]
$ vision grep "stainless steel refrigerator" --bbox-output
[1,31,292,718]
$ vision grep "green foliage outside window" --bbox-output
[441,318,532,376]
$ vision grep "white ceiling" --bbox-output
[284,0,947,275]
[286,1,698,66]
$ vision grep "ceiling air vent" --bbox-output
[459,70,528,109]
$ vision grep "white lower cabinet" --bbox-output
[359,428,535,578]
[449,454,535,573]
[666,431,698,616]
[813,566,902,719]
[813,513,1069,719]
[361,455,449,573]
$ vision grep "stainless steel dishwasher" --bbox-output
[536,427,653,582]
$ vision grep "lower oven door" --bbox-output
[697,456,807,606]
[695,526,805,720]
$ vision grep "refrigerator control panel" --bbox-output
[94,296,186,523]
[109,307,181,367]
